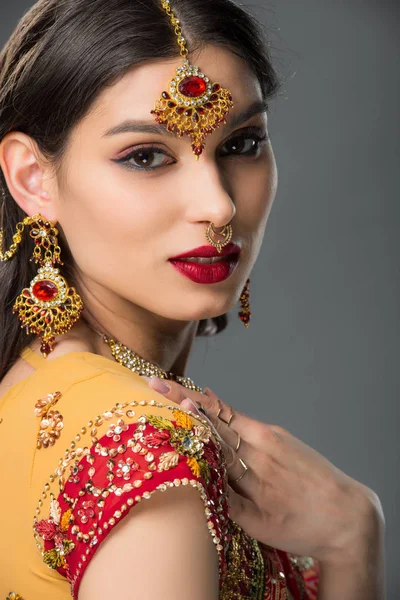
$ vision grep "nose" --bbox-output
[185,157,236,227]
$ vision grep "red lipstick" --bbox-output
[168,242,241,284]
[170,242,241,259]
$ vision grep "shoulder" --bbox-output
[31,366,228,598]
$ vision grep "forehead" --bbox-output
[84,44,263,135]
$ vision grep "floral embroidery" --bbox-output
[106,419,129,442]
[34,391,63,449]
[145,409,212,482]
[32,396,318,599]
[34,497,75,571]
[77,500,96,524]
[33,399,229,597]
[68,460,84,484]
[6,594,24,600]
[116,457,139,479]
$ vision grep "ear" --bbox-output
[0,131,59,224]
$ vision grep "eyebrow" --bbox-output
[102,99,269,138]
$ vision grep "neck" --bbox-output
[64,270,200,377]
[78,313,198,378]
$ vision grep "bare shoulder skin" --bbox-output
[78,484,220,600]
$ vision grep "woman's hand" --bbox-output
[141,375,384,568]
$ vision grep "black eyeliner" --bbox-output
[114,125,269,172]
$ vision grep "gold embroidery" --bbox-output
[34,497,75,569]
[34,391,63,449]
[220,520,266,599]
[33,398,228,596]
[6,594,24,600]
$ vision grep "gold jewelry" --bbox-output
[0,213,84,358]
[235,457,248,482]
[83,319,204,393]
[235,431,241,452]
[219,405,234,426]
[205,222,233,253]
[216,405,222,418]
[151,0,234,160]
[238,277,251,327]
[104,334,203,391]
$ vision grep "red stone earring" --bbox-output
[0,213,84,357]
[238,278,251,327]
[150,0,234,159]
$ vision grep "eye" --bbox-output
[116,146,174,171]
[114,127,269,172]
[220,129,269,157]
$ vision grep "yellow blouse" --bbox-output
[0,347,318,600]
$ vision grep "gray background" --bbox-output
[1,0,399,597]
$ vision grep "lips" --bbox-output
[169,242,241,260]
[169,254,239,283]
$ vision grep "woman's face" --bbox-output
[54,44,278,324]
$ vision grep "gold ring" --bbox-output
[216,405,222,418]
[219,405,234,426]
[235,431,241,452]
[235,458,248,482]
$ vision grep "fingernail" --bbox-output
[145,376,171,394]
[181,398,202,416]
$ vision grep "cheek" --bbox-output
[57,164,170,270]
[237,150,278,231]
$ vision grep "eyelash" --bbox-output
[115,128,269,172]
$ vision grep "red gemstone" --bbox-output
[40,343,52,357]
[32,280,58,302]
[178,76,207,98]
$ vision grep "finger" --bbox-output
[200,387,285,450]
[141,376,221,438]
[141,378,260,498]
[141,376,185,401]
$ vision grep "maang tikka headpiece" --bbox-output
[151,0,234,159]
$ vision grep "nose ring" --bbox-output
[205,222,233,253]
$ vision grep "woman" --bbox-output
[0,0,385,598]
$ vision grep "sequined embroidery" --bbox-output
[33,398,230,598]
[220,520,265,599]
[6,594,24,600]
[34,391,63,449]
[32,395,318,599]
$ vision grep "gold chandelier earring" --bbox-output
[238,278,251,328]
[0,212,84,358]
[151,0,234,159]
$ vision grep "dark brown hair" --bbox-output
[0,0,282,381]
